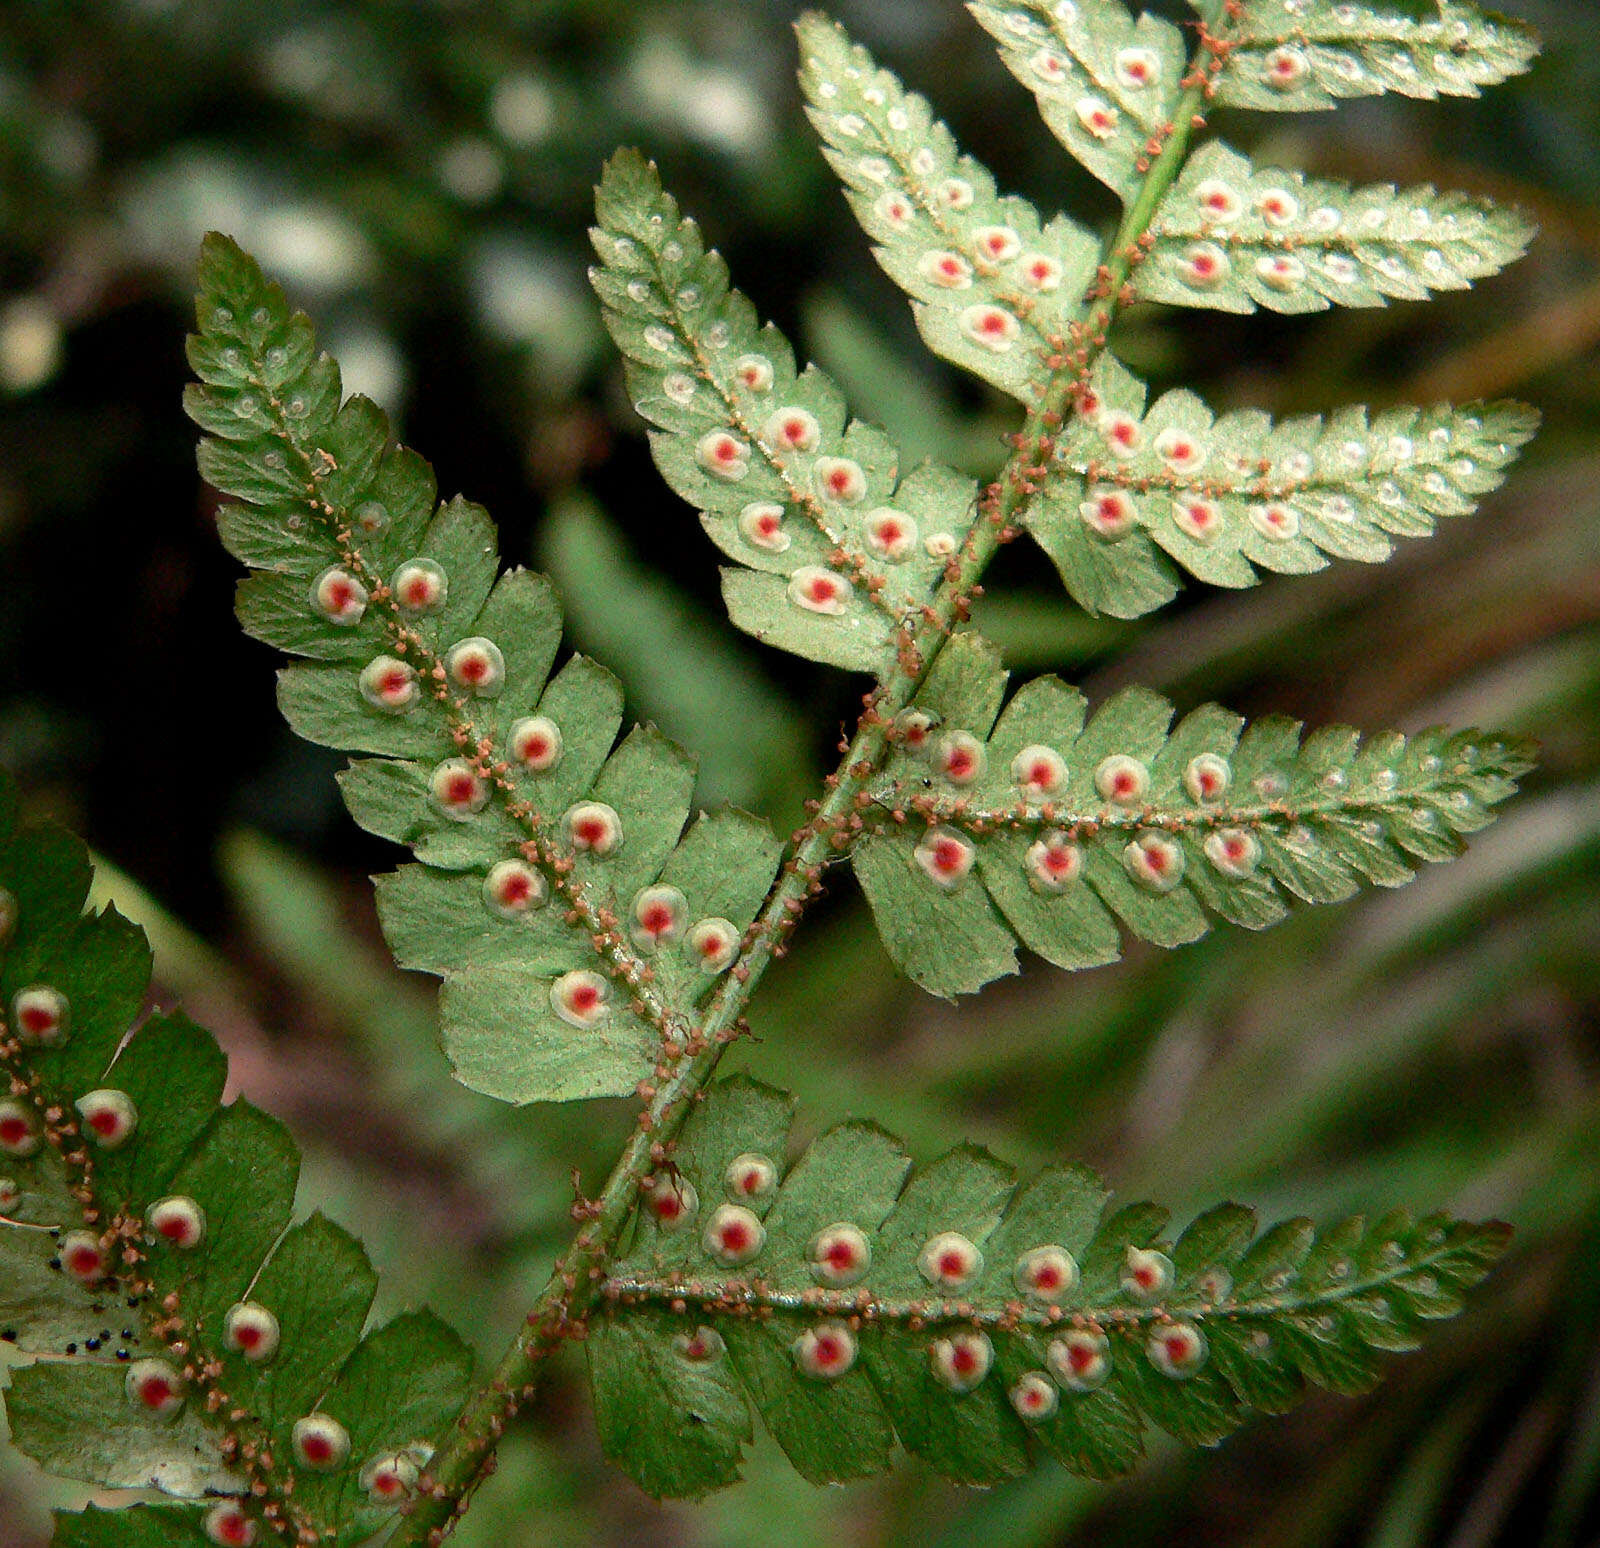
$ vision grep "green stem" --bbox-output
[394,15,1229,1544]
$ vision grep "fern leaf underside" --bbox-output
[0,773,471,1546]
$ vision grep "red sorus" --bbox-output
[1123,830,1186,892]
[1194,178,1244,225]
[563,801,623,856]
[292,1412,351,1471]
[0,1177,20,1210]
[788,565,853,616]
[59,1229,109,1284]
[764,406,822,453]
[930,1330,994,1393]
[1258,188,1302,228]
[865,508,918,562]
[703,1202,766,1266]
[640,1171,699,1230]
[917,248,973,290]
[1018,253,1064,292]
[358,655,419,713]
[354,499,387,534]
[1030,47,1068,83]
[429,759,489,820]
[936,176,975,210]
[813,456,868,504]
[1026,832,1085,892]
[724,1152,778,1203]
[75,1089,139,1149]
[444,636,506,697]
[1204,828,1262,880]
[1178,242,1231,290]
[973,225,1022,262]
[738,500,790,553]
[937,730,986,785]
[1100,411,1143,458]
[874,191,916,231]
[1264,45,1311,90]
[1047,1327,1112,1392]
[792,1322,857,1380]
[1121,1245,1175,1300]
[960,304,1021,352]
[1014,1244,1080,1302]
[550,970,609,1030]
[309,566,369,627]
[913,827,976,888]
[1256,254,1308,294]
[687,916,740,973]
[1095,754,1150,805]
[147,1195,207,1250]
[483,858,548,919]
[0,885,17,945]
[0,1099,38,1158]
[1114,45,1160,89]
[125,1358,185,1419]
[696,430,750,482]
[11,985,69,1047]
[1248,501,1300,541]
[1147,1319,1208,1378]
[673,1326,726,1363]
[630,884,687,951]
[1008,1370,1059,1421]
[222,1301,281,1363]
[1154,426,1209,475]
[1074,95,1120,140]
[508,714,564,772]
[897,709,937,752]
[918,1230,984,1291]
[202,1501,257,1546]
[734,354,775,392]
[360,1450,421,1503]
[1012,744,1068,798]
[807,1223,872,1287]
[391,558,448,615]
[1183,752,1232,804]
[662,371,697,406]
[1173,496,1224,543]
[1079,488,1138,539]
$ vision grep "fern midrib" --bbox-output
[873,783,1472,833]
[251,389,688,1046]
[392,6,1240,1539]
[599,1230,1471,1329]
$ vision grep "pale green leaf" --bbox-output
[968,0,1189,202]
[1138,141,1534,315]
[850,633,1534,995]
[1213,0,1538,113]
[797,13,1099,401]
[590,148,983,671]
[1025,351,1537,615]
[591,1078,1514,1496]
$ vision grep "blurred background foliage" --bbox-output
[0,0,1597,1544]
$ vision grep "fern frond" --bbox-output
[0,771,471,1545]
[846,634,1532,997]
[187,234,785,1106]
[966,0,1190,201]
[1137,142,1533,315]
[797,14,1100,403]
[589,1076,1511,1497]
[1026,352,1537,617]
[591,149,985,674]
[1211,0,1538,113]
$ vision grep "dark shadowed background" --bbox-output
[1,1,1598,1544]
